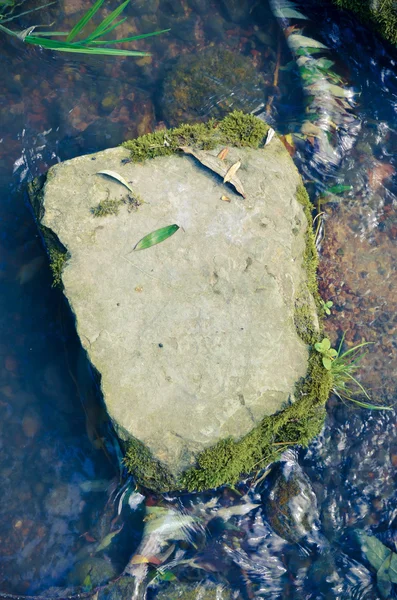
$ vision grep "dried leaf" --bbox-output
[217,147,229,160]
[223,160,241,183]
[288,34,328,51]
[180,146,246,198]
[221,195,231,202]
[280,134,295,156]
[97,169,134,193]
[130,554,150,564]
[96,526,123,552]
[265,128,275,145]
[134,224,180,251]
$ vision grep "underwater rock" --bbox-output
[154,581,233,600]
[162,48,265,125]
[29,114,322,490]
[219,0,256,23]
[260,453,323,546]
[67,557,117,587]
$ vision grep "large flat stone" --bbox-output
[38,138,313,478]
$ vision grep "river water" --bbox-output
[0,0,396,598]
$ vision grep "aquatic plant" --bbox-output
[332,0,397,46]
[91,198,122,217]
[315,335,392,411]
[320,299,333,316]
[0,0,168,56]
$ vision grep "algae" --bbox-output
[331,0,397,46]
[122,110,269,162]
[49,248,68,288]
[124,437,176,491]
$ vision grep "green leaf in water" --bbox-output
[134,224,180,251]
[157,570,177,582]
[66,0,105,42]
[82,574,92,592]
[96,526,123,552]
[84,0,130,42]
[356,531,392,571]
[97,169,134,193]
[325,184,352,195]
[24,36,150,56]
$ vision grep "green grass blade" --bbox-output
[134,224,180,251]
[87,0,129,42]
[1,1,56,23]
[346,398,393,411]
[85,17,127,41]
[33,31,69,36]
[66,0,105,42]
[89,28,170,45]
[25,36,150,55]
[0,22,20,37]
[338,342,373,360]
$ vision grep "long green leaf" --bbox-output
[32,31,69,36]
[85,17,127,41]
[0,21,19,37]
[134,224,180,251]
[89,28,170,45]
[66,0,105,42]
[25,36,149,55]
[87,0,129,42]
[288,34,328,51]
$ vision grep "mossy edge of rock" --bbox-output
[331,0,397,46]
[121,111,332,492]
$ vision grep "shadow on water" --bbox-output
[0,0,396,597]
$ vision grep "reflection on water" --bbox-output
[0,0,396,597]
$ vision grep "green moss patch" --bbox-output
[122,111,269,162]
[124,437,176,492]
[332,0,397,45]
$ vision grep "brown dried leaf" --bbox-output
[179,147,246,198]
[217,147,229,160]
[223,160,241,183]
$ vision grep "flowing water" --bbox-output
[0,0,396,597]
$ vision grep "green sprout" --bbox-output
[315,335,392,411]
[320,299,333,316]
[314,337,338,370]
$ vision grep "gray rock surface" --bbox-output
[38,140,314,478]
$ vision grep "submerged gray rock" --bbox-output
[32,133,318,483]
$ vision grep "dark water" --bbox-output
[0,0,396,597]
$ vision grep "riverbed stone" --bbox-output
[32,118,319,487]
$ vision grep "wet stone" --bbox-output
[32,131,317,485]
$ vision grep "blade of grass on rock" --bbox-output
[134,224,180,251]
[66,0,105,42]
[97,170,134,193]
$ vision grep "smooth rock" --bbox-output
[34,137,315,480]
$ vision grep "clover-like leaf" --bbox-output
[322,357,332,370]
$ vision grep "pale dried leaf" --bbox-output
[221,195,231,202]
[97,169,134,193]
[265,128,275,145]
[223,160,241,184]
[217,147,229,160]
[179,147,245,198]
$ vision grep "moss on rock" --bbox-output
[331,0,397,45]
[122,110,269,162]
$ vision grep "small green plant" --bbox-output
[320,299,333,316]
[314,337,338,370]
[0,0,168,57]
[315,335,392,411]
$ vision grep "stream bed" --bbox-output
[0,0,396,597]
